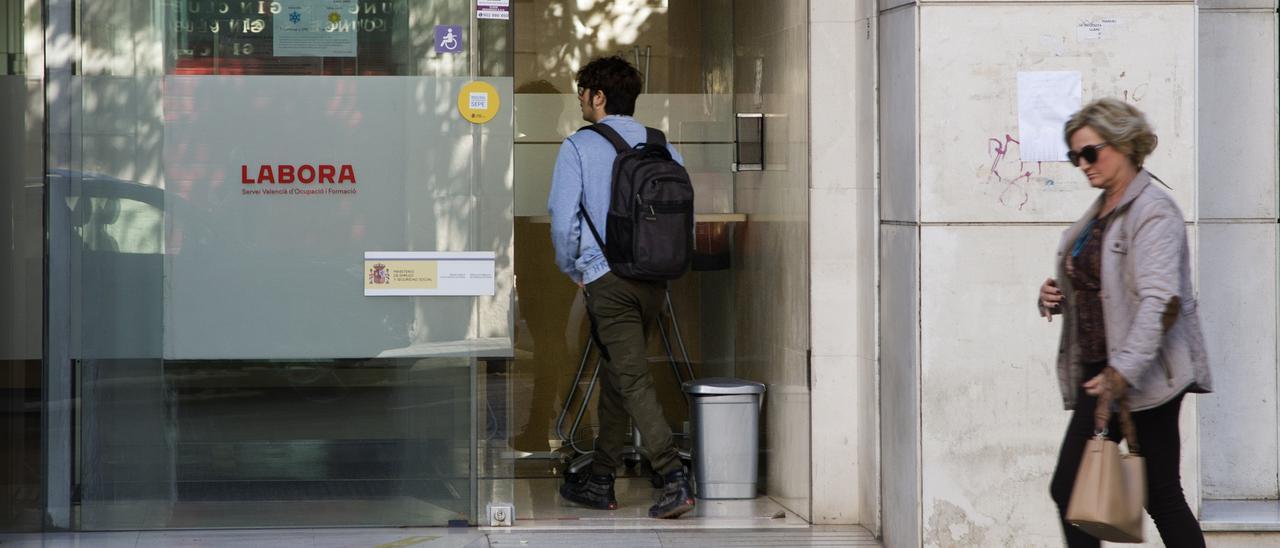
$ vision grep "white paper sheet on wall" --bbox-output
[1017,71,1082,162]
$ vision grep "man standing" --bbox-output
[546,56,695,519]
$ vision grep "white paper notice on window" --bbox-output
[273,0,358,58]
[1016,71,1082,162]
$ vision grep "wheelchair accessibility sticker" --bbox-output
[435,25,463,54]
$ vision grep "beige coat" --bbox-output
[1043,170,1213,411]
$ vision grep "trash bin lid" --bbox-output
[682,377,766,395]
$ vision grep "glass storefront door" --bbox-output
[1,0,44,532]
[486,0,812,524]
[478,0,751,522]
[47,0,514,529]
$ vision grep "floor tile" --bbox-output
[0,531,141,548]
[485,526,879,547]
[135,530,315,548]
[312,528,486,548]
[486,531,661,547]
[497,477,807,530]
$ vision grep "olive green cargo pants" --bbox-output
[584,272,681,476]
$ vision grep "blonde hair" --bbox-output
[1063,98,1159,168]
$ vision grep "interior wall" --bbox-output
[732,0,812,521]
[1196,0,1280,501]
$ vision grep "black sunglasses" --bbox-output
[1067,143,1109,167]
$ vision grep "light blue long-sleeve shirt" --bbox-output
[547,115,684,285]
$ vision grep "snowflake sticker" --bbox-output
[289,11,301,24]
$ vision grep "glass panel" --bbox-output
[0,0,43,532]
[63,0,514,529]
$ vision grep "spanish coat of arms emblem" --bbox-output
[368,263,391,285]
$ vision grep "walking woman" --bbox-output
[1039,98,1213,547]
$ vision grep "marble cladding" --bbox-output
[1199,0,1279,9]
[875,1,1226,545]
[808,0,879,528]
[878,6,918,223]
[917,225,1078,547]
[733,0,812,523]
[1199,223,1280,499]
[918,4,1196,224]
[916,224,1204,547]
[1196,0,1280,504]
[879,223,920,548]
[1198,9,1278,220]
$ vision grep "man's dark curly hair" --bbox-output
[575,56,643,116]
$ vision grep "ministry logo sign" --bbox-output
[368,263,391,285]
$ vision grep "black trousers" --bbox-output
[1049,362,1205,548]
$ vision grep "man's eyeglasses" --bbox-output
[1067,143,1109,167]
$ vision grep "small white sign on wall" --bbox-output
[1076,22,1104,42]
[1017,71,1082,163]
[477,0,510,20]
[364,252,496,296]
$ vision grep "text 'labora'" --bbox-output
[241,164,357,184]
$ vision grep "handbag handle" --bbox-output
[1094,396,1141,455]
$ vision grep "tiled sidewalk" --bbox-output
[0,525,878,547]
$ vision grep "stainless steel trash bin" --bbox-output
[682,378,766,500]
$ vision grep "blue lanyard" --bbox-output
[1071,218,1099,258]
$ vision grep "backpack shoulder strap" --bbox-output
[579,203,607,252]
[644,127,667,148]
[578,123,630,154]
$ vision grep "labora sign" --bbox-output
[240,163,358,196]
[163,75,513,359]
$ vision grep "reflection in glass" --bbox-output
[76,358,476,529]
[1,0,43,533]
[66,0,513,529]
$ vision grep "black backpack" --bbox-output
[577,123,694,281]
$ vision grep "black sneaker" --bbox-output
[648,469,696,519]
[559,473,618,510]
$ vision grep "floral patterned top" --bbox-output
[1066,213,1111,364]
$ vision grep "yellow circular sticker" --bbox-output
[458,81,500,124]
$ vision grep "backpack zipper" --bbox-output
[637,192,656,220]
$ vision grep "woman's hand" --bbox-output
[1039,277,1063,321]
[1084,367,1128,398]
[1086,367,1129,432]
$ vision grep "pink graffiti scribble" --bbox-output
[986,134,1031,209]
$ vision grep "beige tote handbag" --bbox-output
[1065,400,1146,543]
